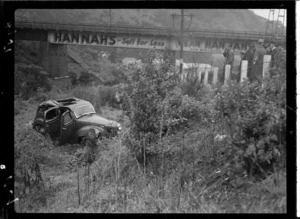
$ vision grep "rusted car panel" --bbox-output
[32,97,121,145]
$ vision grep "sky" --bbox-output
[249,9,286,27]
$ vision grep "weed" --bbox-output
[14,48,286,213]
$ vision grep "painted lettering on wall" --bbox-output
[48,31,253,53]
[178,39,249,52]
[49,31,166,49]
[51,31,116,46]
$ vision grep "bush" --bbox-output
[214,73,286,179]
[110,67,126,85]
[180,70,203,98]
[45,86,69,100]
[125,51,179,164]
[68,71,79,86]
[78,71,101,86]
[97,85,118,108]
[14,126,53,209]
[15,64,52,100]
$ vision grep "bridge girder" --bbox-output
[15,21,286,43]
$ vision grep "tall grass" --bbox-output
[14,79,286,213]
[14,108,286,213]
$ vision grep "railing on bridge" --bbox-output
[15,20,286,42]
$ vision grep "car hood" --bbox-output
[77,114,119,127]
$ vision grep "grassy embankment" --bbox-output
[14,85,286,213]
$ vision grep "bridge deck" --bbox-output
[15,21,286,42]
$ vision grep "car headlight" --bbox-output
[117,123,122,131]
[88,129,96,140]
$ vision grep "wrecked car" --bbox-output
[32,97,122,145]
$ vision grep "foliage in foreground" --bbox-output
[14,47,286,213]
[14,124,286,213]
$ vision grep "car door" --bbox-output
[59,111,76,145]
[44,108,60,138]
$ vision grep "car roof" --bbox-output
[39,97,93,110]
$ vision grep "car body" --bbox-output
[32,97,121,145]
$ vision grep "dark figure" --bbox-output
[267,40,277,69]
[221,44,235,83]
[249,39,266,83]
[242,43,256,79]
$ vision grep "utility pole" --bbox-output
[172,9,193,74]
[180,9,184,75]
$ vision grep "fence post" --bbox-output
[204,69,209,85]
[224,64,231,85]
[263,55,272,79]
[198,70,202,84]
[181,71,187,82]
[213,67,218,84]
[240,60,248,83]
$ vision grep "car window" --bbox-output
[63,112,72,125]
[73,104,95,118]
[45,108,58,121]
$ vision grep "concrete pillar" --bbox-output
[39,42,67,78]
[263,55,272,79]
[240,60,248,82]
[181,71,187,82]
[213,67,218,84]
[39,41,49,70]
[204,69,209,85]
[224,64,231,85]
[49,44,67,78]
[180,72,185,81]
[198,70,202,83]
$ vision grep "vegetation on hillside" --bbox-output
[14,48,286,213]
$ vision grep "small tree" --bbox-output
[123,49,179,163]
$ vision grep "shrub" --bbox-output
[78,71,101,86]
[78,72,93,86]
[122,49,180,164]
[180,73,203,98]
[15,63,52,100]
[45,86,69,100]
[110,67,126,85]
[214,73,286,179]
[98,85,118,108]
[68,71,79,86]
[14,126,52,209]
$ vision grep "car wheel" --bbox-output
[36,125,50,138]
[39,126,46,135]
[35,125,44,134]
[95,134,103,146]
[80,137,88,147]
